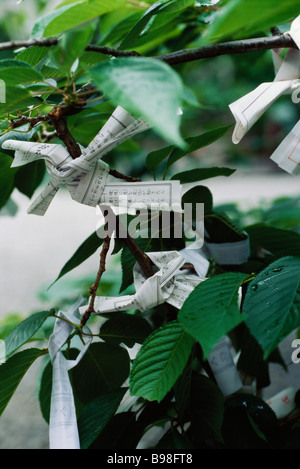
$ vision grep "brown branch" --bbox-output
[155,34,297,65]
[108,168,141,182]
[0,33,296,66]
[9,114,48,129]
[80,235,111,327]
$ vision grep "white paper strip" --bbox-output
[270,119,300,175]
[100,180,182,211]
[205,237,250,265]
[207,336,242,396]
[266,386,296,419]
[48,298,92,449]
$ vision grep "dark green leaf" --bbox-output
[245,224,300,257]
[99,313,153,347]
[71,342,130,404]
[78,388,127,449]
[14,160,45,198]
[51,231,103,285]
[243,256,300,358]
[0,152,18,209]
[178,272,249,358]
[182,185,213,218]
[171,167,235,183]
[189,373,224,442]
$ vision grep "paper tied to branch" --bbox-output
[206,336,243,396]
[79,249,210,316]
[48,297,92,450]
[266,386,296,419]
[2,106,151,216]
[229,15,300,175]
[203,230,250,266]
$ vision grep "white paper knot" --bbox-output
[79,249,210,316]
[2,106,151,215]
[229,15,300,175]
[48,297,92,449]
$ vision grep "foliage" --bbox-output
[0,0,300,450]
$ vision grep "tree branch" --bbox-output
[0,33,296,65]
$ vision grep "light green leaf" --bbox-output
[32,0,130,38]
[49,22,96,72]
[203,0,300,43]
[0,348,45,417]
[3,310,53,360]
[129,321,195,402]
[0,86,39,116]
[78,388,127,449]
[171,166,235,183]
[89,57,186,148]
[0,60,43,85]
[14,47,50,68]
[178,272,249,358]
[243,256,300,358]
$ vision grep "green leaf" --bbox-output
[89,57,186,148]
[189,373,224,442]
[178,272,249,358]
[182,185,213,217]
[99,313,153,347]
[205,211,247,243]
[203,0,300,43]
[146,124,232,175]
[129,320,195,402]
[15,46,50,68]
[0,86,39,116]
[0,60,43,85]
[51,231,103,285]
[165,124,233,175]
[14,160,45,199]
[71,342,130,404]
[32,0,129,37]
[49,22,95,72]
[0,348,45,417]
[78,388,127,449]
[171,167,235,183]
[243,256,300,358]
[118,2,163,50]
[245,224,300,257]
[3,310,53,360]
[0,152,18,209]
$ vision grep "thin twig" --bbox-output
[80,235,111,327]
